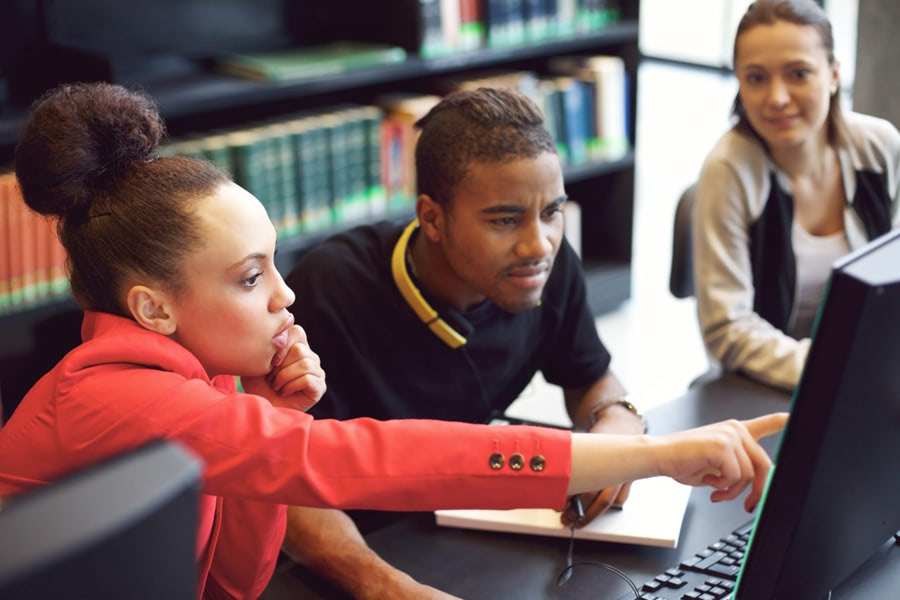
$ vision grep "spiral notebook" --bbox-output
[435,476,691,548]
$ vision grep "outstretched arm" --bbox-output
[282,506,460,600]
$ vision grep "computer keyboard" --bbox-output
[615,519,754,600]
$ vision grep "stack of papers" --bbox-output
[435,476,691,548]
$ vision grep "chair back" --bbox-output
[669,183,697,299]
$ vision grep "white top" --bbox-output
[790,222,850,339]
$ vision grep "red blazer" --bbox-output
[0,312,571,599]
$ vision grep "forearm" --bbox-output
[282,506,415,599]
[567,433,658,495]
[564,372,629,431]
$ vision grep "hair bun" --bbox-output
[14,82,166,219]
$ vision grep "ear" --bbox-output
[126,285,177,336]
[416,193,445,242]
[831,60,841,95]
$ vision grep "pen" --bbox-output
[569,495,585,524]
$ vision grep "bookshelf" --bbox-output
[0,0,641,420]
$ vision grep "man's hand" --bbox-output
[241,325,326,411]
[283,506,460,600]
[562,402,644,527]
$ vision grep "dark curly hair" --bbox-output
[414,87,557,209]
[14,82,229,315]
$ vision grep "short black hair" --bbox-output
[414,87,557,209]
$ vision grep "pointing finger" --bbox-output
[743,412,789,440]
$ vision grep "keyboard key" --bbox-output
[694,551,728,571]
[706,563,741,579]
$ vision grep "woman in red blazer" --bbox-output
[0,82,785,599]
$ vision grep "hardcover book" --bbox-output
[213,42,407,83]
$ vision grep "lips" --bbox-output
[272,314,295,351]
[508,266,547,277]
[764,114,799,128]
[506,264,550,289]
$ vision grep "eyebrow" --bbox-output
[481,195,568,215]
[228,252,267,270]
[740,59,815,71]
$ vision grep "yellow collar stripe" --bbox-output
[391,220,467,349]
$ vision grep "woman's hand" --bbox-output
[568,412,788,513]
[242,325,326,412]
[654,413,788,512]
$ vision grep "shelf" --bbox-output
[563,150,634,184]
[0,22,638,148]
[153,22,638,121]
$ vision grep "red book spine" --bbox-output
[5,174,24,309]
[48,216,68,297]
[0,174,11,313]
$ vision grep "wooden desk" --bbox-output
[262,374,900,599]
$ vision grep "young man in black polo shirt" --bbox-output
[281,88,645,599]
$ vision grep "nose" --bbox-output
[270,268,296,312]
[767,77,790,108]
[514,218,554,260]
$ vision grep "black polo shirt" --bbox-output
[287,219,611,424]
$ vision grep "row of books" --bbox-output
[169,54,628,236]
[162,104,401,239]
[210,1,625,84]
[0,55,629,316]
[0,173,68,315]
[421,0,623,56]
[445,54,630,165]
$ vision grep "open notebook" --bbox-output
[435,476,691,548]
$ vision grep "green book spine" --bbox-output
[341,108,370,222]
[263,123,299,237]
[298,117,332,232]
[324,114,350,225]
[228,129,270,221]
[291,117,312,233]
[362,106,387,217]
[258,132,284,232]
[280,119,306,238]
[202,132,234,176]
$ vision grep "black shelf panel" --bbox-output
[0,22,638,148]
[152,22,639,120]
[563,150,634,184]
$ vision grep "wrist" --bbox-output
[588,398,648,433]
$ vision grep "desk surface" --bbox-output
[263,374,900,599]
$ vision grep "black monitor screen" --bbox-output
[0,440,201,600]
[736,228,900,598]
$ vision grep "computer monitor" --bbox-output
[0,440,201,599]
[735,228,900,599]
